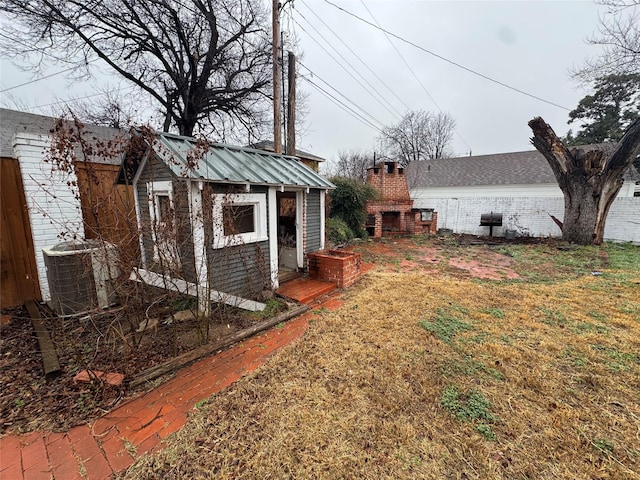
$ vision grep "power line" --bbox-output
[293,13,403,121]
[298,65,385,134]
[30,85,137,110]
[0,32,80,65]
[358,0,440,111]
[304,77,384,134]
[323,0,571,111]
[0,66,80,93]
[0,0,199,95]
[281,2,302,55]
[300,2,411,113]
[299,61,385,131]
[358,0,472,151]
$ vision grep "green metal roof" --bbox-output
[151,132,334,189]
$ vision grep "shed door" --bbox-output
[1,158,41,308]
[277,191,299,271]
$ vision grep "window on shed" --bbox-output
[147,181,180,270]
[156,194,172,223]
[420,210,433,222]
[212,193,267,248]
[223,204,255,235]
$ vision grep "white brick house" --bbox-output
[407,147,640,200]
[1,108,126,307]
[406,147,640,243]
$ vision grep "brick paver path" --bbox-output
[0,292,346,479]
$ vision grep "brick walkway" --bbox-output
[0,288,346,480]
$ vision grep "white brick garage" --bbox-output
[414,196,640,244]
[14,132,85,302]
[407,147,640,244]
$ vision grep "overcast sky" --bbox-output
[0,1,607,163]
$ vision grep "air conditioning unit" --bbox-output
[43,240,119,316]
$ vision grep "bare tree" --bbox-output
[379,110,455,167]
[529,116,640,245]
[326,149,375,183]
[573,0,640,81]
[74,88,141,129]
[0,0,272,138]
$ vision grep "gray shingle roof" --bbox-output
[406,146,640,188]
[0,108,126,164]
[150,132,334,189]
[1,109,56,157]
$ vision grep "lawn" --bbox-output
[122,238,640,479]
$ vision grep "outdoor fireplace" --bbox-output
[365,161,437,237]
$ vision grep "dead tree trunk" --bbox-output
[528,117,640,245]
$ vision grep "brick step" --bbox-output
[276,278,336,305]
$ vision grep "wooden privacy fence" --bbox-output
[1,157,41,308]
[1,159,138,310]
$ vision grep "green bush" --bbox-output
[327,217,354,244]
[328,176,377,238]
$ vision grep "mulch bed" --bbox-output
[0,300,276,435]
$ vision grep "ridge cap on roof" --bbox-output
[248,139,326,162]
[437,142,615,162]
[152,131,302,160]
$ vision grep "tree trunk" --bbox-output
[528,117,640,245]
[561,175,621,244]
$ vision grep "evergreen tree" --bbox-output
[565,74,640,146]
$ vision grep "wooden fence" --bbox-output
[1,157,41,308]
[1,159,138,309]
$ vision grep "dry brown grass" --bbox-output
[123,240,640,479]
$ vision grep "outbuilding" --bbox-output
[119,131,334,312]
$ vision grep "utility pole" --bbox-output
[286,51,296,156]
[272,0,282,153]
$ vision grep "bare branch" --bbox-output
[573,1,640,81]
[379,110,455,167]
[0,0,272,137]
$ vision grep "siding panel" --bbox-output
[13,133,84,302]
[306,189,321,253]
[208,241,270,298]
[203,184,271,299]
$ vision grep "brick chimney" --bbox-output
[366,162,411,201]
[365,161,437,237]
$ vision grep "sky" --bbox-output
[0,1,608,164]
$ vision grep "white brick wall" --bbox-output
[606,198,640,243]
[411,180,638,199]
[415,196,640,244]
[14,132,85,301]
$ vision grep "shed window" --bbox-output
[212,193,267,248]
[156,194,172,223]
[147,181,180,270]
[223,204,255,235]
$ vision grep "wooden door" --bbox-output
[74,162,139,264]
[0,157,41,308]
